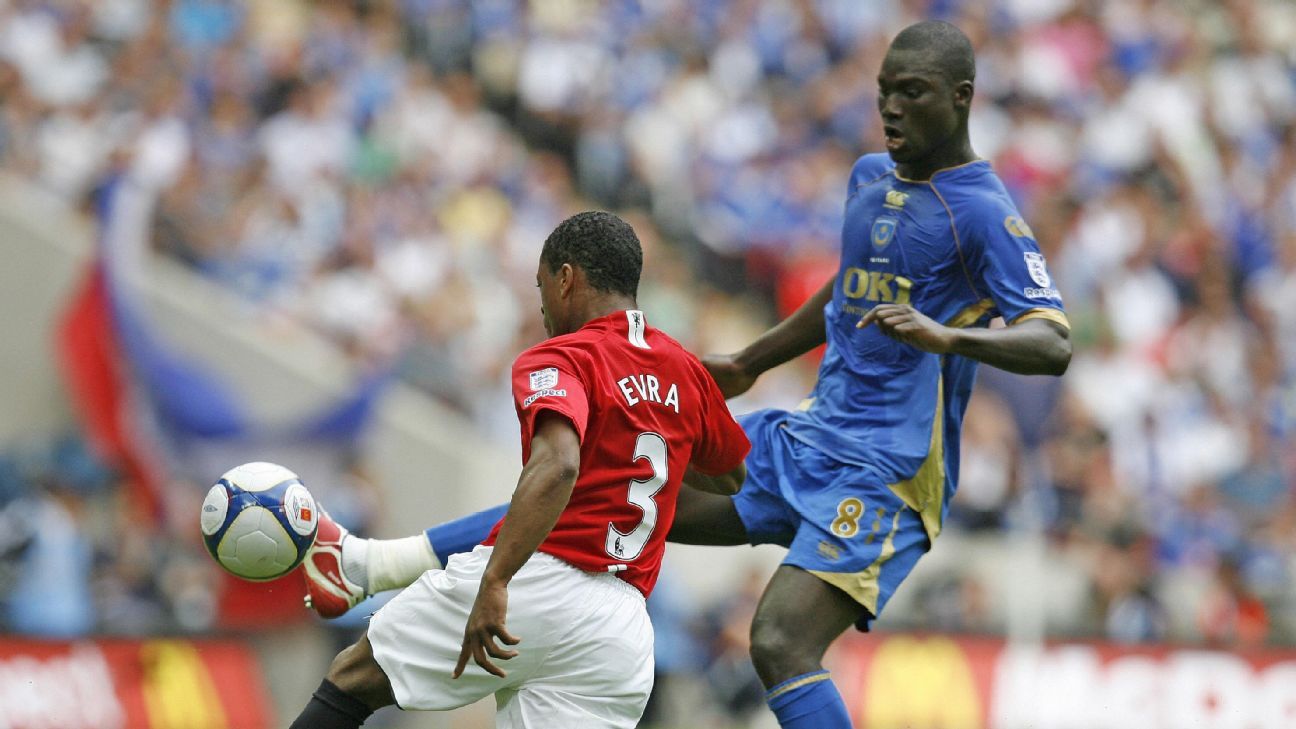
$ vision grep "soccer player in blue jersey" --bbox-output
[303,20,1070,729]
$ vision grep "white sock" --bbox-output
[367,535,442,594]
[340,534,370,591]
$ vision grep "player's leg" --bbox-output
[671,408,796,547]
[665,485,750,545]
[737,419,920,728]
[750,567,859,728]
[354,546,549,714]
[495,560,656,729]
[308,488,751,618]
[290,633,393,729]
[304,504,508,617]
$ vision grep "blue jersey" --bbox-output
[782,154,1068,541]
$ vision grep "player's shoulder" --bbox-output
[848,153,896,192]
[933,162,1028,234]
[644,325,688,354]
[513,334,591,372]
[931,160,1012,206]
[644,327,717,387]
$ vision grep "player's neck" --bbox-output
[895,137,977,181]
[564,293,638,334]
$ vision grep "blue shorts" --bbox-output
[732,409,932,630]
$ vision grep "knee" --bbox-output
[749,614,821,683]
[326,640,367,683]
[325,635,394,710]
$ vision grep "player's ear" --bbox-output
[953,80,973,110]
[558,263,575,298]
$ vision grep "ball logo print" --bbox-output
[200,490,229,536]
[200,462,319,581]
[284,484,319,537]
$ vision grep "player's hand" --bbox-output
[856,304,955,354]
[702,354,758,399]
[454,580,520,679]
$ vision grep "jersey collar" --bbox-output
[892,158,989,184]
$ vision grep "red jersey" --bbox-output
[482,309,750,597]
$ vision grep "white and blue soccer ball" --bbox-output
[200,462,319,581]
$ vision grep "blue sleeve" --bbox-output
[964,201,1067,326]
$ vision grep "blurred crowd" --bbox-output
[2,0,1296,695]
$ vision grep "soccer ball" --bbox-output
[200,462,319,581]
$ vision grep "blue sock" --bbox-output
[766,670,852,729]
[424,504,508,562]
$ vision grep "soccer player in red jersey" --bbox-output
[289,211,750,729]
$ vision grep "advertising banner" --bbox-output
[831,634,1296,729]
[0,639,273,729]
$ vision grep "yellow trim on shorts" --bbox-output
[886,376,946,543]
[765,670,833,701]
[1011,307,1070,329]
[811,509,903,614]
[809,371,948,610]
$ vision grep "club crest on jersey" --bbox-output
[1024,252,1051,288]
[529,367,559,391]
[871,217,898,249]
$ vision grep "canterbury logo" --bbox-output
[884,190,909,209]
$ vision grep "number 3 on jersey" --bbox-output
[606,432,667,561]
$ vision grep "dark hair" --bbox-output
[889,20,976,84]
[541,211,642,298]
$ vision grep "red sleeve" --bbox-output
[689,367,751,475]
[511,347,590,459]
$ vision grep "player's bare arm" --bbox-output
[858,304,1071,376]
[704,277,834,397]
[454,412,581,679]
[683,461,747,496]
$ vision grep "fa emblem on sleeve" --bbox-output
[1023,252,1051,288]
[871,217,898,249]
[529,367,559,391]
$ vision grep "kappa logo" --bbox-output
[529,367,559,391]
[1004,216,1035,239]
[1023,252,1051,288]
[884,190,909,209]
[871,217,898,248]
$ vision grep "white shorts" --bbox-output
[368,545,654,728]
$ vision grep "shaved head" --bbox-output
[888,20,976,85]
[876,21,978,178]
